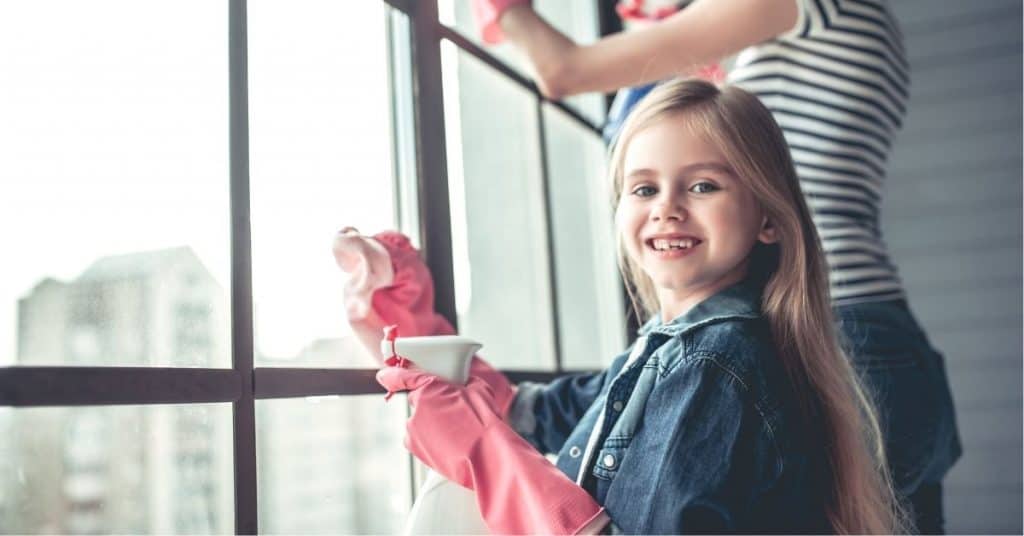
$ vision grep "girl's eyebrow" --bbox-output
[625,162,735,179]
[679,162,735,176]
[624,168,656,181]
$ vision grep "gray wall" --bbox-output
[884,1,1022,533]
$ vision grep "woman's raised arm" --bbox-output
[492,0,799,99]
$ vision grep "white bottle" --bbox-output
[382,336,490,535]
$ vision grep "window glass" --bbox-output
[437,0,606,126]
[0,1,231,367]
[248,0,397,368]
[442,43,557,370]
[543,104,626,369]
[0,404,233,534]
[256,395,411,534]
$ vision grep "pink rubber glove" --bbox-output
[694,62,727,83]
[471,0,532,44]
[377,365,607,534]
[333,228,453,356]
[333,228,516,416]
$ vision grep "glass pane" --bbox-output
[248,0,397,367]
[388,10,423,243]
[0,404,233,534]
[543,104,627,369]
[442,43,556,370]
[256,395,411,534]
[0,2,231,367]
[437,0,606,125]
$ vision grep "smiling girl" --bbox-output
[372,78,906,533]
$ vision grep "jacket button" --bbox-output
[602,454,616,468]
[569,446,581,458]
[612,400,624,412]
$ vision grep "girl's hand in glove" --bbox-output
[377,364,608,534]
[334,229,516,416]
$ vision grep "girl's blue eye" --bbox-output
[690,181,719,194]
[631,185,657,197]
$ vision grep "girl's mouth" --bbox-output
[648,237,698,250]
[646,237,702,258]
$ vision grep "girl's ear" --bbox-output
[758,216,780,244]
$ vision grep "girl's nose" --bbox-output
[651,197,686,222]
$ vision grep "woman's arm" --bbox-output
[498,0,799,99]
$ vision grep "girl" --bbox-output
[471,1,962,530]
[364,79,905,533]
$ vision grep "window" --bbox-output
[0,0,621,533]
[437,0,606,125]
[0,0,231,369]
[247,0,396,368]
[439,26,624,371]
[542,103,625,369]
[255,396,410,534]
[0,404,233,534]
[442,45,557,369]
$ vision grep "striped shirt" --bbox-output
[729,0,908,305]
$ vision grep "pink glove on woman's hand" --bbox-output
[471,0,532,44]
[333,229,516,416]
[377,365,606,534]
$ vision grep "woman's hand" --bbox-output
[470,0,532,44]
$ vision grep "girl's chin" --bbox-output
[651,273,742,297]
[650,275,699,292]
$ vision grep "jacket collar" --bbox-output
[638,279,763,338]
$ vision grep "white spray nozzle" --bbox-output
[380,336,482,384]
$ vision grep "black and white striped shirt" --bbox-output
[729,0,908,305]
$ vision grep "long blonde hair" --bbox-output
[608,78,906,533]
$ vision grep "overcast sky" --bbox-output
[0,0,399,365]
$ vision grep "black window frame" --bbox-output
[0,0,615,533]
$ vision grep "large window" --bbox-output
[247,0,396,368]
[1,404,234,533]
[442,45,557,369]
[0,0,232,369]
[0,0,622,533]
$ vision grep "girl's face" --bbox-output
[616,113,777,321]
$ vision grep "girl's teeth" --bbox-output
[652,238,695,250]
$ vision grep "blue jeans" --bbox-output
[837,299,961,533]
[909,482,945,534]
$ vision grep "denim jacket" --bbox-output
[511,281,830,533]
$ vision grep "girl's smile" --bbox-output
[645,234,702,258]
[616,113,777,321]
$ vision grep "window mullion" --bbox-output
[0,367,241,406]
[410,0,458,329]
[228,0,257,533]
[536,100,564,373]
